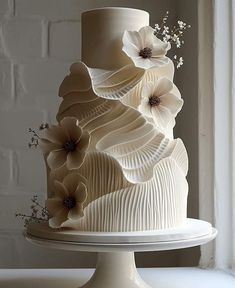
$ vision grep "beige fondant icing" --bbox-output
[43,7,189,232]
[82,8,149,69]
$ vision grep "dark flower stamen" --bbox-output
[63,196,76,209]
[139,47,152,58]
[149,95,161,107]
[63,140,76,152]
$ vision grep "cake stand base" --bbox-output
[81,252,150,288]
[25,219,217,288]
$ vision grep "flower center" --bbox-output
[63,140,76,152]
[139,47,152,59]
[63,196,76,209]
[149,95,161,107]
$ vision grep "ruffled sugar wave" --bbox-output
[84,64,145,100]
[97,129,188,183]
[79,152,131,205]
[62,157,188,231]
[54,60,189,231]
[49,152,131,208]
[57,61,188,184]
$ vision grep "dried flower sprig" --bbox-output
[15,195,49,227]
[154,11,191,69]
[39,123,49,130]
[28,128,40,148]
[28,123,49,148]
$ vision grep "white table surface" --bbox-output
[0,268,234,288]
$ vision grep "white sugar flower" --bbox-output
[138,78,183,128]
[122,26,171,69]
[46,173,87,228]
[39,117,90,170]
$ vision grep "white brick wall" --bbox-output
[0,148,11,186]
[0,0,178,268]
[0,0,13,20]
[2,19,43,60]
[15,0,89,20]
[49,21,81,60]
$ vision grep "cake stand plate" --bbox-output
[25,218,217,288]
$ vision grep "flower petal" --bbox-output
[45,198,63,215]
[39,139,63,154]
[66,150,85,170]
[152,38,170,56]
[132,57,154,69]
[122,42,140,58]
[138,98,152,118]
[62,173,80,194]
[68,203,84,220]
[47,150,67,170]
[154,77,173,96]
[54,180,69,198]
[151,105,173,128]
[41,125,67,145]
[148,56,169,68]
[60,117,82,142]
[76,131,90,152]
[75,182,87,203]
[141,82,155,99]
[138,26,155,48]
[160,93,184,115]
[49,207,68,228]
[122,30,142,57]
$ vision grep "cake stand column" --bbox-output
[80,251,151,288]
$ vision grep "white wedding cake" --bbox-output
[39,7,188,232]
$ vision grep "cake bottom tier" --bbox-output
[62,157,188,232]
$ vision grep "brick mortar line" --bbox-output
[12,63,16,101]
[11,150,19,184]
[41,19,49,58]
[0,228,24,235]
[10,0,15,16]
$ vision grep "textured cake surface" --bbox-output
[41,7,189,232]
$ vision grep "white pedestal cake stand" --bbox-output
[25,218,217,288]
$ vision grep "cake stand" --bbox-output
[25,218,217,288]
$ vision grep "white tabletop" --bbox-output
[0,268,234,288]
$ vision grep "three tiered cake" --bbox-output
[39,7,188,232]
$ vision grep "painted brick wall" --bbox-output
[0,0,179,268]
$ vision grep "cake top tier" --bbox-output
[81,7,149,69]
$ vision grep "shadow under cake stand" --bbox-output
[25,218,217,288]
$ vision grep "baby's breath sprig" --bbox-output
[154,13,191,69]
[167,21,191,48]
[173,55,184,69]
[154,11,169,36]
[15,195,49,227]
[28,123,49,148]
